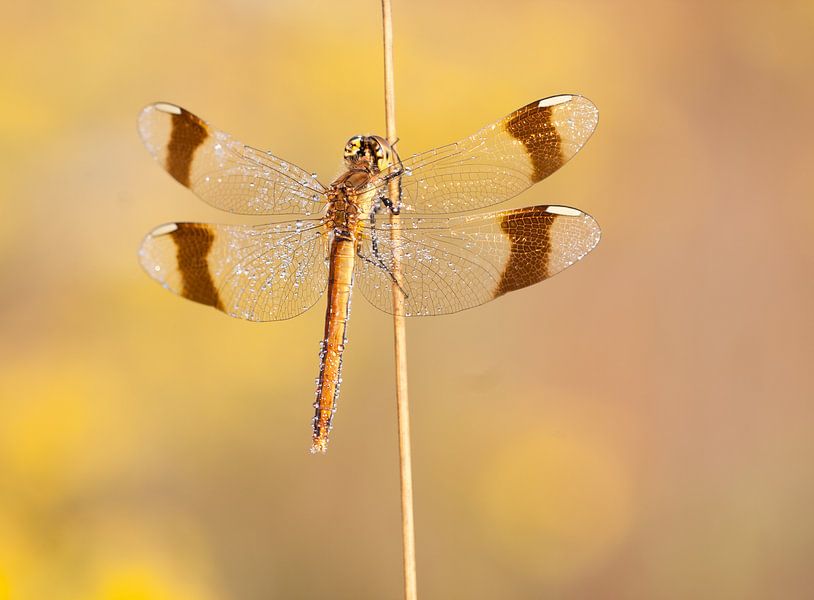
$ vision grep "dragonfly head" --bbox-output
[343,135,394,174]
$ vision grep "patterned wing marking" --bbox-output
[355,205,600,316]
[139,103,327,215]
[371,95,598,214]
[139,219,330,321]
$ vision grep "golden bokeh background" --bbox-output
[2,1,813,598]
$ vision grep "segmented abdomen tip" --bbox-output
[310,438,329,454]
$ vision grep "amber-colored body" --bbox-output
[312,169,379,452]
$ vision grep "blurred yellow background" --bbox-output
[2,1,813,598]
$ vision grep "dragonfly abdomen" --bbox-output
[312,236,357,453]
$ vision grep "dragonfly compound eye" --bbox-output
[367,135,393,173]
[344,136,365,164]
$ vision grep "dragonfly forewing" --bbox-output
[139,103,328,216]
[370,94,598,214]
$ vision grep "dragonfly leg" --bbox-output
[357,245,408,299]
[362,201,409,299]
[380,192,401,215]
[380,147,404,214]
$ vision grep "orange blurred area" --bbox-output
[1,1,813,598]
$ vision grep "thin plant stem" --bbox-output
[381,1,418,598]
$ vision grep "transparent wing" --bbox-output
[139,219,329,321]
[139,102,327,216]
[356,206,600,316]
[371,95,598,214]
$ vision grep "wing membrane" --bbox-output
[139,219,329,321]
[373,95,597,214]
[356,205,600,316]
[139,103,327,215]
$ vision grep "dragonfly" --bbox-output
[138,94,601,453]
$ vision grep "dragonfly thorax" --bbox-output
[343,134,393,173]
[325,191,362,240]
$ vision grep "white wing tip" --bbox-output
[152,102,182,115]
[538,94,574,108]
[150,223,179,236]
[545,205,583,217]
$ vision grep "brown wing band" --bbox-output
[170,224,225,311]
[504,104,563,183]
[166,109,209,187]
[494,207,555,297]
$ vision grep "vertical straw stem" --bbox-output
[381,1,418,599]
